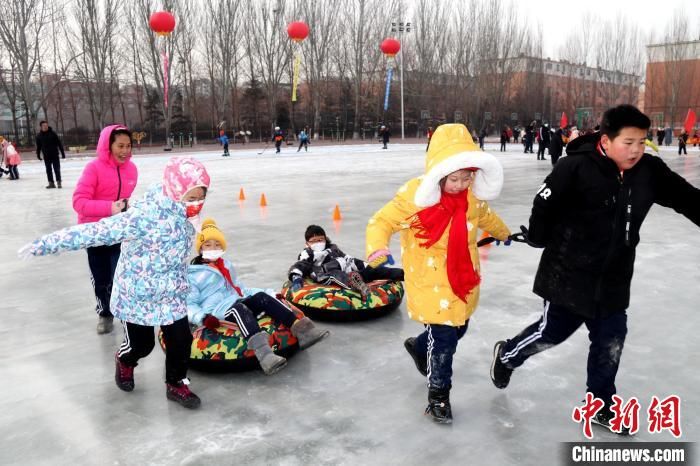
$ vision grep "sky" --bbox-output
[522,0,699,58]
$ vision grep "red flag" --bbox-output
[560,112,568,128]
[684,109,696,134]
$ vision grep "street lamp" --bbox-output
[391,21,411,140]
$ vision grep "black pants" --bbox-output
[499,301,627,405]
[537,142,548,158]
[678,145,687,155]
[500,142,506,151]
[298,140,308,151]
[87,244,121,317]
[223,143,229,155]
[8,164,19,179]
[224,292,298,338]
[275,141,282,153]
[413,321,469,389]
[551,153,561,165]
[118,317,192,385]
[44,156,61,183]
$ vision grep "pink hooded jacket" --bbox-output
[72,125,138,224]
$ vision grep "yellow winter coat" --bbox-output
[366,124,510,326]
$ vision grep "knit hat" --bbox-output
[162,156,210,201]
[196,218,227,252]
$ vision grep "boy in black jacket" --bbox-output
[288,225,404,299]
[490,105,700,433]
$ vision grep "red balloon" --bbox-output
[380,38,401,57]
[287,21,309,42]
[149,11,176,36]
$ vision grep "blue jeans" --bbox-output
[500,301,627,404]
[414,322,469,390]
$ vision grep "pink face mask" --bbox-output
[184,200,204,218]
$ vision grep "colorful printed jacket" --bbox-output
[30,184,194,326]
[186,259,272,326]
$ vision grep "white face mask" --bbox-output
[310,242,326,252]
[202,249,225,261]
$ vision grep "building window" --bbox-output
[546,63,552,70]
[586,69,590,76]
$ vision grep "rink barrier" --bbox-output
[281,279,404,322]
[158,301,304,373]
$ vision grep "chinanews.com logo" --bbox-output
[563,393,693,466]
[572,392,681,439]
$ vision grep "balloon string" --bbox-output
[383,67,393,111]
[292,52,301,102]
[162,45,169,109]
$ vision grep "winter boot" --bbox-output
[425,387,452,424]
[404,337,428,376]
[348,271,371,301]
[291,317,330,350]
[490,341,513,389]
[57,181,62,188]
[114,353,135,392]
[96,315,114,334]
[166,379,201,409]
[248,331,287,375]
[46,182,56,189]
[590,404,631,435]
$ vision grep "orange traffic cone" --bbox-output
[238,188,246,201]
[259,193,268,207]
[333,204,342,221]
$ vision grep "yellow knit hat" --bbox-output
[195,218,227,252]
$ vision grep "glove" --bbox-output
[290,275,304,292]
[202,314,220,330]
[37,155,42,161]
[367,249,394,268]
[509,225,543,248]
[61,154,65,159]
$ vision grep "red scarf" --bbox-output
[410,190,480,301]
[208,258,243,297]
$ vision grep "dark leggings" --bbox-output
[223,292,298,338]
[118,317,192,385]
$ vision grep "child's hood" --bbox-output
[414,124,503,207]
[162,156,211,201]
[96,124,132,167]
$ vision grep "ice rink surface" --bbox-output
[1,141,698,465]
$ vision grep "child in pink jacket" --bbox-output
[73,124,138,334]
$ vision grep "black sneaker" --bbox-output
[166,380,201,409]
[591,406,631,436]
[404,337,428,376]
[425,388,452,424]
[490,341,513,389]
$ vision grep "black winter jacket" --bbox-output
[36,127,65,160]
[528,133,700,318]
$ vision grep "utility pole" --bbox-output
[391,20,411,140]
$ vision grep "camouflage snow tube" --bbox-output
[281,279,404,322]
[158,302,304,373]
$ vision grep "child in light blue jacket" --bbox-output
[187,219,329,374]
[19,156,211,409]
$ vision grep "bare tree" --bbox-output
[173,0,201,143]
[245,0,292,136]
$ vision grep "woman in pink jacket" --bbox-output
[73,125,138,334]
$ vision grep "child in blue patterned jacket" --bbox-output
[187,219,329,375]
[18,156,211,409]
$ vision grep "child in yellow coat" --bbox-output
[366,123,514,423]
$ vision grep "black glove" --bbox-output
[37,155,42,161]
[509,225,543,248]
[61,153,65,159]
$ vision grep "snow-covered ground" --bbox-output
[1,141,698,465]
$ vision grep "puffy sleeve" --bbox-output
[366,180,419,257]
